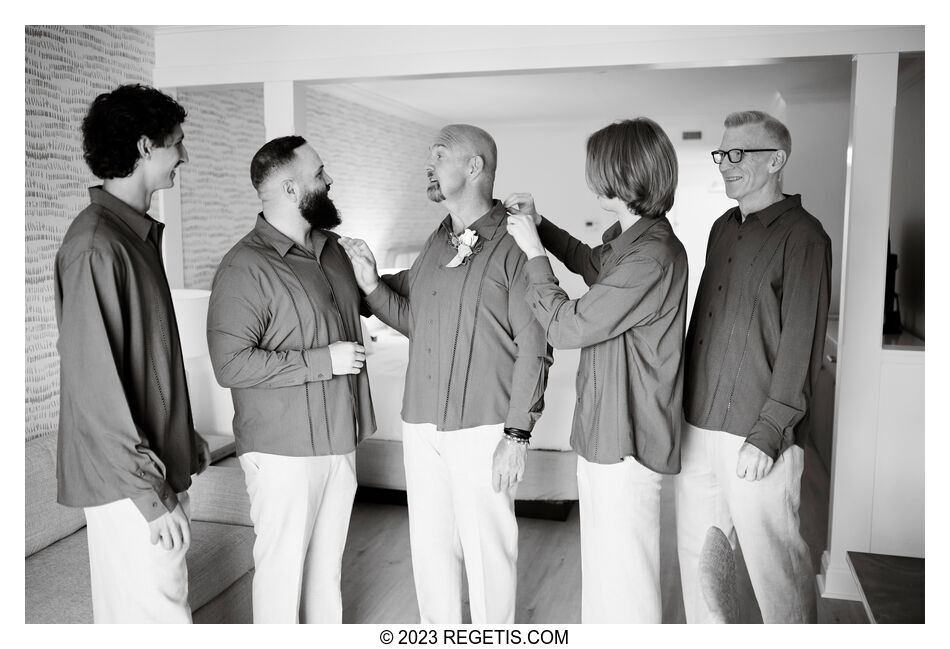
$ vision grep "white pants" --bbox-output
[84,492,192,623]
[674,422,816,623]
[239,451,357,623]
[576,454,663,623]
[402,422,519,623]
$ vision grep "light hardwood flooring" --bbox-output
[339,442,867,624]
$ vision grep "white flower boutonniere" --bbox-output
[446,228,482,268]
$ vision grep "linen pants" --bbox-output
[576,454,663,623]
[674,421,817,623]
[239,451,357,623]
[402,421,519,623]
[84,492,192,623]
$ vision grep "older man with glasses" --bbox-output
[675,110,832,623]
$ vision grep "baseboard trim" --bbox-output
[818,550,862,601]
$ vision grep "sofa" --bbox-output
[25,430,255,623]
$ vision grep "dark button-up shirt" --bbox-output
[364,200,552,432]
[207,215,376,457]
[527,216,687,472]
[684,194,832,460]
[55,186,202,521]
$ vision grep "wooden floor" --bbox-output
[339,442,868,624]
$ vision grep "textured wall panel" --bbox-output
[25,26,154,441]
[305,89,441,265]
[176,86,266,290]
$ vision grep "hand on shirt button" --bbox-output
[329,341,366,375]
[736,442,774,481]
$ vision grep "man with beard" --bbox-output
[207,135,375,623]
[340,124,551,623]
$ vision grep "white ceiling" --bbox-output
[309,57,854,128]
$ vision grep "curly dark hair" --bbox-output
[81,84,187,179]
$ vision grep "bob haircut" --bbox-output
[724,110,792,157]
[81,84,187,180]
[585,117,678,219]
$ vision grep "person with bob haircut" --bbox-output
[505,117,687,623]
[54,83,209,622]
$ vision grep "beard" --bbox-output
[299,187,341,230]
[426,180,445,203]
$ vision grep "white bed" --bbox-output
[359,318,580,501]
[172,288,580,502]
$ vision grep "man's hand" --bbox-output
[196,434,211,474]
[492,437,527,492]
[329,341,366,375]
[339,237,380,294]
[148,502,190,551]
[736,442,774,481]
[505,212,546,260]
[503,193,542,226]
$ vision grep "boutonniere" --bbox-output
[446,228,483,268]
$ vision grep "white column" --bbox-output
[263,80,308,141]
[157,87,185,289]
[818,52,899,601]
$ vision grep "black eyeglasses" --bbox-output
[711,148,778,164]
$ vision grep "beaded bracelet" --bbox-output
[503,427,531,445]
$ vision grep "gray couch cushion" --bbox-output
[25,433,86,557]
[187,520,255,610]
[25,520,255,623]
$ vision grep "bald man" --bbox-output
[207,135,375,623]
[341,125,552,623]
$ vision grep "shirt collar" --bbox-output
[732,193,802,227]
[254,213,330,259]
[254,213,296,257]
[88,186,160,241]
[601,214,663,250]
[439,199,508,241]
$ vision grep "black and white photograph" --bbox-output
[17,17,936,637]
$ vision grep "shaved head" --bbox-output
[434,124,498,181]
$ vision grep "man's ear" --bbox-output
[469,155,485,177]
[769,150,788,175]
[281,178,299,202]
[136,135,153,161]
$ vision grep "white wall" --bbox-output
[490,119,601,300]
[784,96,852,317]
[488,100,847,321]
